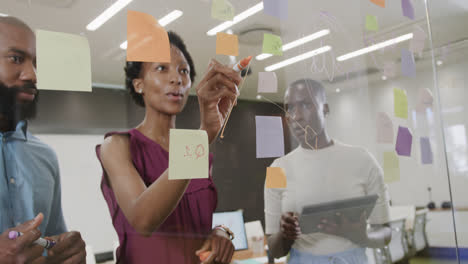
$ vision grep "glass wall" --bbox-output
[1,0,467,263]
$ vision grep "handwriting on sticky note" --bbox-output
[402,0,414,20]
[420,137,433,164]
[401,49,416,77]
[394,88,408,119]
[169,129,209,180]
[384,151,400,183]
[377,112,394,144]
[36,30,92,92]
[184,144,206,160]
[127,10,171,63]
[216,32,239,56]
[396,126,413,157]
[366,15,379,31]
[370,0,385,8]
[256,116,285,158]
[211,0,235,21]
[258,72,278,93]
[263,0,288,20]
[266,167,287,188]
[263,33,283,56]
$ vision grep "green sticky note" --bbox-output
[394,88,408,119]
[36,30,92,92]
[384,151,400,183]
[169,129,209,180]
[211,0,235,21]
[262,33,283,56]
[366,15,379,31]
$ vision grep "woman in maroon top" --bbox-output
[96,31,242,264]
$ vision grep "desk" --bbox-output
[232,248,286,264]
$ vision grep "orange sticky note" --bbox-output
[370,0,385,7]
[126,10,171,63]
[266,167,287,189]
[216,32,239,56]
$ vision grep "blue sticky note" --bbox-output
[402,0,414,20]
[396,126,412,157]
[420,137,433,164]
[263,0,288,20]
[256,116,285,158]
[401,49,416,77]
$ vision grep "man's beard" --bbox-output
[0,81,39,127]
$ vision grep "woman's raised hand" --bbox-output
[196,59,242,143]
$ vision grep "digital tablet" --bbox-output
[299,194,379,234]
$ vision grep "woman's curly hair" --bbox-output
[124,31,196,107]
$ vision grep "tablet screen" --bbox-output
[212,211,249,251]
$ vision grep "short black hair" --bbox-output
[125,31,196,107]
[0,17,33,33]
[288,78,327,103]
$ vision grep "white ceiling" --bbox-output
[2,0,467,102]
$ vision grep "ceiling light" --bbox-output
[0,13,8,17]
[206,2,263,36]
[382,75,387,80]
[120,41,127,50]
[256,95,262,100]
[119,10,183,50]
[336,33,413,62]
[256,29,330,61]
[265,46,332,72]
[158,10,183,26]
[436,60,443,66]
[336,88,341,93]
[86,0,133,31]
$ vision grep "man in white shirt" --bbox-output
[265,79,391,263]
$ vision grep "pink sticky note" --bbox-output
[377,112,394,144]
[384,61,396,78]
[416,88,433,112]
[402,0,415,20]
[409,25,427,53]
[258,72,278,93]
[263,0,288,20]
[396,126,412,157]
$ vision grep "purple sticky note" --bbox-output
[402,0,414,20]
[401,49,416,77]
[396,126,412,157]
[263,0,288,20]
[256,116,285,158]
[420,137,433,164]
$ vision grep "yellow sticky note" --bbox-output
[394,88,408,119]
[36,30,91,92]
[266,167,287,188]
[169,129,209,180]
[370,0,385,8]
[127,10,171,63]
[383,151,400,183]
[211,0,235,21]
[216,32,239,56]
[262,33,283,56]
[366,15,379,31]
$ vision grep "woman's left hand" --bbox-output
[195,228,234,264]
